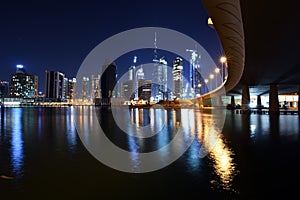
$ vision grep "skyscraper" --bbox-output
[136,65,144,80]
[91,74,100,100]
[100,61,117,104]
[186,48,201,98]
[81,76,89,101]
[172,57,183,99]
[121,80,134,100]
[67,78,76,102]
[138,79,152,101]
[152,58,168,101]
[45,71,65,100]
[9,65,38,98]
[128,56,137,99]
[152,33,168,101]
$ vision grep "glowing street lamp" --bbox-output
[220,56,227,82]
[204,79,209,93]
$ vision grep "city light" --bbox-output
[133,56,137,64]
[220,56,227,82]
[16,64,24,69]
[220,56,226,63]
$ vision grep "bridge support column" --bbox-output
[231,96,235,107]
[269,84,279,113]
[217,96,222,107]
[257,95,262,108]
[242,84,250,113]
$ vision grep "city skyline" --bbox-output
[0,0,223,91]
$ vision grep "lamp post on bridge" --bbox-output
[204,79,209,93]
[220,56,227,83]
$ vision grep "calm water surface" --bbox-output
[1,106,300,199]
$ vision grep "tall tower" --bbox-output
[67,78,76,103]
[128,56,137,99]
[45,71,65,100]
[186,48,201,98]
[152,32,168,101]
[91,74,100,100]
[136,65,144,80]
[172,57,183,99]
[82,76,89,101]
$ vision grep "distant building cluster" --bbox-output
[0,64,76,105]
[0,36,211,106]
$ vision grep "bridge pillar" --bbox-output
[257,95,262,108]
[242,84,250,113]
[231,96,235,107]
[269,84,279,113]
[217,96,223,107]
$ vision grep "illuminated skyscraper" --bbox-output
[152,32,168,101]
[91,74,100,99]
[128,56,137,99]
[45,70,65,100]
[66,78,76,102]
[121,80,134,100]
[186,48,201,98]
[152,58,168,101]
[136,65,144,80]
[138,79,152,101]
[9,65,38,98]
[172,57,183,99]
[82,76,89,101]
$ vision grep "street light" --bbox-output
[198,83,202,95]
[204,79,209,93]
[214,67,220,87]
[209,74,214,91]
[220,56,227,82]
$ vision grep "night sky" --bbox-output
[0,0,223,92]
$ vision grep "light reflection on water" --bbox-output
[122,107,236,191]
[11,108,24,178]
[1,106,236,192]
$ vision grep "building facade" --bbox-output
[138,79,152,101]
[9,65,38,98]
[152,58,168,101]
[172,57,183,99]
[121,80,134,100]
[45,71,65,100]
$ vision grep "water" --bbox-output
[0,106,300,199]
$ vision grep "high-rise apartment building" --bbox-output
[9,65,38,98]
[172,57,183,99]
[45,70,65,100]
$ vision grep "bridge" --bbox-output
[196,0,300,113]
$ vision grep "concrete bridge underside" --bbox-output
[197,0,300,111]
